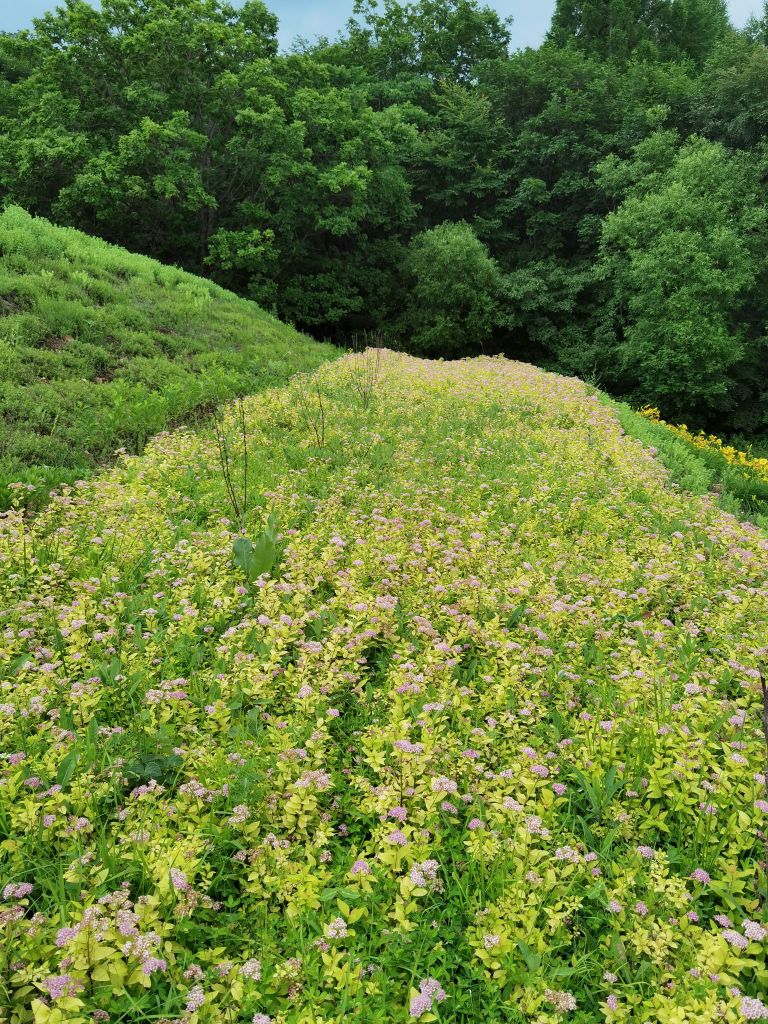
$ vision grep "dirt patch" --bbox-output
[40,334,75,351]
[0,292,26,315]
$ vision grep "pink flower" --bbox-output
[42,975,83,1000]
[740,997,768,1020]
[409,994,432,1018]
[467,818,485,831]
[387,830,407,846]
[326,917,348,939]
[410,859,440,888]
[141,956,167,975]
[411,978,447,1016]
[743,921,767,942]
[394,740,424,754]
[723,929,749,950]
[690,868,711,884]
[241,959,261,980]
[2,882,32,900]
[55,926,79,946]
[607,899,623,914]
[350,860,371,876]
[185,985,205,1012]
[171,868,190,892]
[545,989,577,1012]
[387,806,407,821]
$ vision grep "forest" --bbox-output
[1,0,768,434]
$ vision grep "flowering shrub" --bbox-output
[1,353,767,1023]
[639,408,768,483]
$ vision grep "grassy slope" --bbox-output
[0,206,335,509]
[1,354,767,1022]
[611,400,768,530]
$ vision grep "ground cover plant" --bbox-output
[0,207,334,509]
[1,352,768,1023]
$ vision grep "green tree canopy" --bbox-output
[598,133,768,427]
[400,221,506,355]
[549,0,730,63]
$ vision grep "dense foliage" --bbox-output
[1,0,768,433]
[1,353,767,1023]
[0,206,334,509]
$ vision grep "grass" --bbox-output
[0,206,336,510]
[1,352,766,1023]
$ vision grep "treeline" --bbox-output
[1,0,768,433]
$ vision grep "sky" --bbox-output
[0,0,761,50]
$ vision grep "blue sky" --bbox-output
[0,0,761,49]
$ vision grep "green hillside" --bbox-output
[0,207,335,509]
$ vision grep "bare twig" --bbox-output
[760,668,768,804]
[214,397,250,526]
[295,374,326,448]
[239,398,248,521]
[759,667,768,904]
[350,333,384,411]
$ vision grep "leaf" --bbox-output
[250,530,277,575]
[506,602,527,627]
[233,527,277,581]
[56,748,79,788]
[516,940,539,973]
[232,536,256,578]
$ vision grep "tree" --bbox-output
[597,133,768,427]
[399,221,505,355]
[0,0,415,337]
[549,0,730,64]
[342,0,511,85]
[692,32,768,150]
[745,1,768,45]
